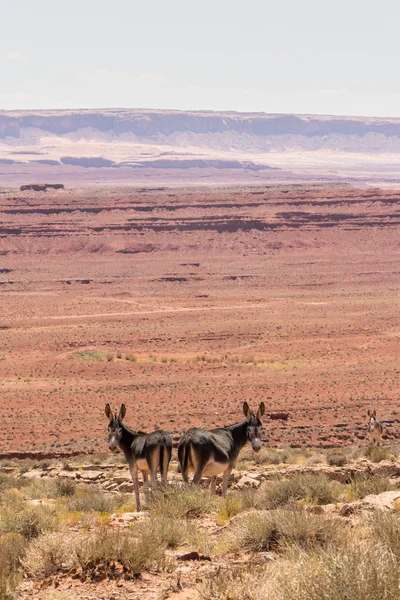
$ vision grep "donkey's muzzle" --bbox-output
[251,438,262,452]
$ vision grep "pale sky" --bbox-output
[1,0,400,116]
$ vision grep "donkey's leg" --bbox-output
[192,467,204,485]
[128,462,141,512]
[221,466,233,497]
[147,446,160,487]
[210,477,217,494]
[161,445,170,486]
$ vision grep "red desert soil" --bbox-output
[0,183,400,454]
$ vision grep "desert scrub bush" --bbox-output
[72,349,107,361]
[255,474,343,509]
[59,486,128,514]
[220,509,346,554]
[349,473,396,500]
[146,485,220,519]
[368,510,400,560]
[55,477,76,497]
[0,532,27,598]
[236,446,289,469]
[269,543,400,600]
[74,527,166,579]
[133,514,196,550]
[22,531,77,579]
[200,566,267,600]
[364,445,395,463]
[217,489,257,524]
[22,476,76,501]
[326,450,348,467]
[0,474,27,497]
[0,504,58,540]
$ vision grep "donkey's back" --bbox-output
[178,427,233,473]
[133,429,172,481]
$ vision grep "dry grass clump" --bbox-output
[59,487,129,514]
[217,490,257,524]
[22,531,75,579]
[0,504,58,540]
[74,528,166,579]
[220,509,346,553]
[364,445,395,463]
[0,475,27,498]
[24,527,166,581]
[271,543,400,600]
[255,474,343,509]
[146,484,220,519]
[202,543,400,600]
[22,477,76,500]
[200,566,266,600]
[134,514,198,550]
[349,473,396,499]
[326,450,348,467]
[368,510,400,559]
[0,532,27,600]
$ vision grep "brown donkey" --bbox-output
[105,403,172,511]
[367,409,384,446]
[178,402,265,495]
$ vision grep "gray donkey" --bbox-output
[178,401,265,495]
[105,403,172,511]
[367,409,384,446]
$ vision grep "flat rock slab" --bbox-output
[340,490,400,516]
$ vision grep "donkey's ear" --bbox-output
[243,402,251,418]
[367,409,371,417]
[372,409,377,418]
[105,404,113,420]
[257,402,265,418]
[118,404,127,421]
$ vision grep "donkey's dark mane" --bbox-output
[121,421,147,437]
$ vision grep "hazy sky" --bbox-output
[1,0,399,116]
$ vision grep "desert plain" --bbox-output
[1,182,400,454]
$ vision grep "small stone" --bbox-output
[177,551,211,562]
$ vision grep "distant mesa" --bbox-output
[30,159,61,166]
[60,156,114,168]
[20,183,65,192]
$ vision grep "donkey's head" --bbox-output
[105,403,126,452]
[243,401,265,452]
[367,409,378,429]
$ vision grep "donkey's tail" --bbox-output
[159,441,171,485]
[178,439,190,483]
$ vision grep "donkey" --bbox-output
[105,403,172,511]
[367,409,384,446]
[178,402,265,496]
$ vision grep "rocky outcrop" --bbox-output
[20,183,65,191]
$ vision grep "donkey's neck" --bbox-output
[225,419,249,451]
[119,423,140,457]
